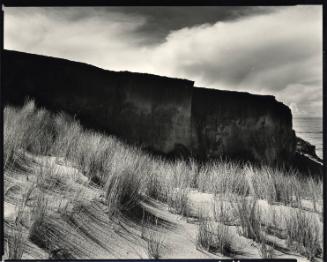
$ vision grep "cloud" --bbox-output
[105,6,279,44]
[4,5,322,117]
[4,7,148,64]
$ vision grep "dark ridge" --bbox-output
[193,86,293,127]
[2,49,322,176]
[2,49,194,87]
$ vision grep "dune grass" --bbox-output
[4,100,323,259]
[196,217,234,256]
[258,237,275,259]
[4,100,322,210]
[285,209,322,261]
[233,195,262,242]
[145,217,165,259]
[212,196,237,226]
[197,161,250,196]
[6,206,26,260]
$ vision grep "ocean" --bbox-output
[293,117,323,159]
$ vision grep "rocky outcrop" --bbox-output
[191,87,296,164]
[292,137,323,177]
[296,136,321,161]
[2,50,298,166]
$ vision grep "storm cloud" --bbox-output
[4,5,322,117]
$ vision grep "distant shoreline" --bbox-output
[293,117,323,119]
[293,117,323,159]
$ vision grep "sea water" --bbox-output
[293,117,323,159]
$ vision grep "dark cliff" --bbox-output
[2,50,194,155]
[2,49,302,168]
[191,87,296,164]
[292,137,323,176]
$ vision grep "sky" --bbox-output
[4,5,323,117]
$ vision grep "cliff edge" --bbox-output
[2,49,321,175]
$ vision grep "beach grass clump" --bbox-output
[145,158,172,202]
[28,194,100,259]
[69,131,114,185]
[6,100,57,157]
[6,222,25,259]
[167,186,190,216]
[104,145,150,216]
[36,165,66,193]
[196,218,234,256]
[4,100,39,169]
[285,209,322,261]
[21,108,56,156]
[171,159,198,189]
[4,105,23,169]
[146,218,165,259]
[4,101,114,186]
[145,167,164,201]
[166,160,198,191]
[5,204,26,260]
[212,196,237,225]
[269,168,300,206]
[248,165,273,201]
[197,160,250,196]
[147,159,197,215]
[250,166,302,206]
[304,176,323,212]
[233,195,262,242]
[53,126,110,185]
[196,218,212,251]
[29,214,89,259]
[50,112,84,160]
[5,182,39,260]
[4,100,74,170]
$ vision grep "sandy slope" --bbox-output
[3,151,323,261]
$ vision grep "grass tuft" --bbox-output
[146,218,165,259]
[285,209,322,261]
[196,218,234,256]
[233,196,262,242]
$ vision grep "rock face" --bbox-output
[2,50,297,165]
[191,87,296,163]
[292,137,323,176]
[296,136,321,161]
[2,50,194,155]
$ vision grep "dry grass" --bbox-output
[4,101,36,170]
[285,209,322,261]
[249,165,320,208]
[5,182,39,260]
[104,169,144,217]
[6,223,25,259]
[4,100,57,161]
[196,218,234,256]
[305,176,323,212]
[29,214,94,259]
[104,146,150,216]
[167,187,190,216]
[4,101,324,260]
[6,204,26,259]
[197,161,250,196]
[146,218,165,259]
[258,237,275,259]
[4,101,149,217]
[212,196,237,226]
[233,195,262,242]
